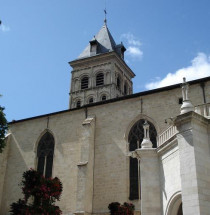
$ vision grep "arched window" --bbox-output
[117,76,121,89]
[101,95,107,101]
[81,76,89,89]
[124,83,128,95]
[96,73,104,86]
[37,132,55,178]
[89,97,94,104]
[76,100,81,108]
[128,119,157,200]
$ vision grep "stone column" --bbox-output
[75,116,95,215]
[175,112,210,215]
[132,121,161,215]
[135,149,161,215]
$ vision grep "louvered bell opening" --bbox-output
[81,77,89,89]
[96,73,104,86]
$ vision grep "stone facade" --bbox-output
[1,79,210,215]
[1,22,210,215]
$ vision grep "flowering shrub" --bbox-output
[10,169,63,215]
[108,202,135,215]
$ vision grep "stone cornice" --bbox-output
[135,148,158,159]
[175,111,209,129]
[69,51,135,78]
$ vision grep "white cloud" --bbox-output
[127,46,143,59]
[0,24,10,32]
[145,53,210,90]
[121,33,143,60]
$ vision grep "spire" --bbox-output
[78,21,117,59]
[77,8,126,60]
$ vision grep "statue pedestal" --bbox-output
[180,100,194,114]
[135,149,161,215]
[141,138,152,148]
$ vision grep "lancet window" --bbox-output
[37,132,55,178]
[124,82,128,95]
[128,119,157,200]
[117,76,121,89]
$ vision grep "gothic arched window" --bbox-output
[128,119,157,200]
[96,73,104,86]
[81,76,89,89]
[37,132,55,178]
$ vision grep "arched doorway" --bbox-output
[177,203,183,215]
[165,192,183,215]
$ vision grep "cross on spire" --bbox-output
[104,9,107,24]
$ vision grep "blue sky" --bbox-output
[1,0,210,121]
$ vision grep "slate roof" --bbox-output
[78,22,119,59]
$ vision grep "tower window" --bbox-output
[96,73,104,86]
[117,77,121,89]
[124,83,128,95]
[37,132,55,178]
[81,77,89,89]
[89,97,94,104]
[76,100,81,108]
[101,95,107,101]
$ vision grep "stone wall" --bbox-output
[0,79,209,214]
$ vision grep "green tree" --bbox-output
[0,105,8,153]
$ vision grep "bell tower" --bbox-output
[69,21,135,109]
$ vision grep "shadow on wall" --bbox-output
[0,134,29,214]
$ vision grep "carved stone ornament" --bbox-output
[180,77,194,114]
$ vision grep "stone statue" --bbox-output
[141,120,152,148]
[182,77,189,101]
[180,77,194,114]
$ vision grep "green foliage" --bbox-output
[0,106,8,153]
[10,169,63,215]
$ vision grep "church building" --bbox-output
[1,20,210,215]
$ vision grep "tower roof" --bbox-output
[78,22,123,59]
